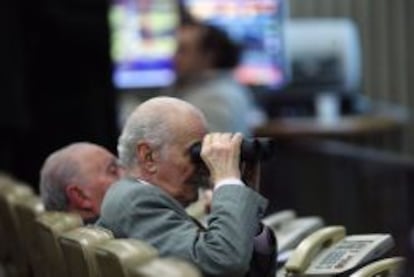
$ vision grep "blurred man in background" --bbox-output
[170,22,266,136]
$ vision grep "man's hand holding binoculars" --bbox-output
[200,133,243,186]
[199,133,267,191]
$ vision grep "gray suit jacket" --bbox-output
[97,178,276,277]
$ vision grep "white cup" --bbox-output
[315,93,340,123]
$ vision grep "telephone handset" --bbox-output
[349,257,405,277]
[285,226,346,275]
[283,226,394,276]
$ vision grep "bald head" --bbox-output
[41,142,105,181]
[140,97,206,121]
[40,142,96,211]
[40,142,121,217]
[118,97,207,170]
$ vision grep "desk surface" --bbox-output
[254,111,407,138]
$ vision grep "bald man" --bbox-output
[40,142,123,224]
[97,97,276,277]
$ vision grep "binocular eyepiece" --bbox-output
[190,137,275,164]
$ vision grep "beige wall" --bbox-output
[289,0,414,154]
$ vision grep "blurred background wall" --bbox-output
[289,0,414,154]
[0,0,118,188]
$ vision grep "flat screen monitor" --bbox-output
[182,0,289,90]
[109,0,179,89]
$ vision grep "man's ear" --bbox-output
[136,141,157,174]
[65,184,93,211]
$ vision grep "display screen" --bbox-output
[109,0,179,89]
[182,0,288,89]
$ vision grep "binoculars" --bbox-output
[190,137,275,164]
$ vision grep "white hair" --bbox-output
[39,142,94,211]
[117,97,205,169]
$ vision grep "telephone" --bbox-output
[262,210,324,254]
[278,226,394,276]
[349,257,405,277]
[262,210,297,228]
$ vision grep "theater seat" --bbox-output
[93,239,158,277]
[35,211,83,277]
[0,173,13,187]
[14,195,45,277]
[0,174,15,262]
[128,257,202,277]
[350,257,406,277]
[0,181,34,277]
[58,225,114,277]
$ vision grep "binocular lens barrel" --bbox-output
[190,137,275,164]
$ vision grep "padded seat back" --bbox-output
[59,225,114,277]
[0,174,15,261]
[93,239,158,277]
[128,257,202,277]
[14,195,46,277]
[0,182,33,276]
[35,211,83,277]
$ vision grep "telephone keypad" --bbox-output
[315,240,372,269]
[316,250,347,269]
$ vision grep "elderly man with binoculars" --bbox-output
[97,96,276,277]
